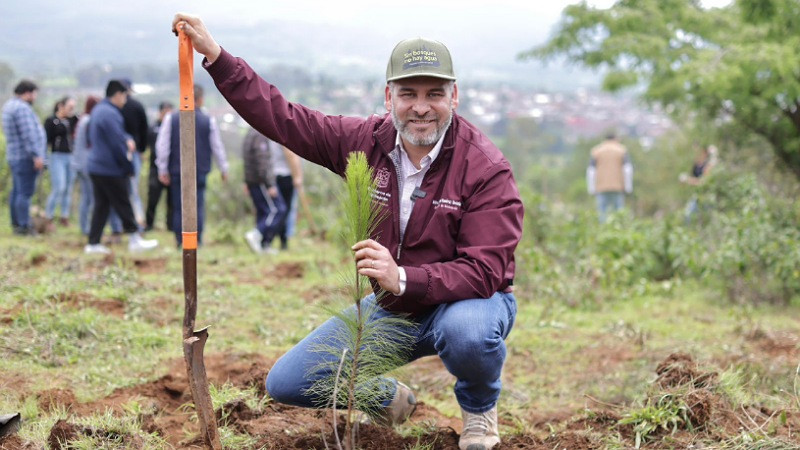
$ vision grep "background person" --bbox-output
[586,131,633,223]
[680,144,718,223]
[155,84,229,247]
[85,80,157,254]
[71,95,100,236]
[44,96,77,229]
[242,127,287,254]
[120,79,149,227]
[173,14,523,450]
[144,101,174,232]
[2,80,46,236]
[273,144,303,250]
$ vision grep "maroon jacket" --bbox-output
[206,49,524,316]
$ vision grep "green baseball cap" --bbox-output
[386,37,456,82]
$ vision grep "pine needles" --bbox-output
[304,152,416,450]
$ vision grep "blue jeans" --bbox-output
[9,158,39,230]
[595,191,625,223]
[75,170,93,235]
[684,196,699,225]
[266,292,517,413]
[247,183,288,247]
[45,152,74,219]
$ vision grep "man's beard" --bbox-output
[391,103,453,147]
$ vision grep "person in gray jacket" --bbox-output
[242,127,288,254]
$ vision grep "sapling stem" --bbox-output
[332,347,347,450]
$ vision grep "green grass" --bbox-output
[1,216,799,447]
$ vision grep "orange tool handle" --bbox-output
[178,27,195,111]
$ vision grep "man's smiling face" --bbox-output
[386,76,458,151]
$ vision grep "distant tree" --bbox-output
[75,64,110,88]
[521,0,800,180]
[0,61,15,95]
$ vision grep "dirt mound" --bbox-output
[29,353,276,448]
[684,388,714,427]
[131,257,167,274]
[47,420,83,449]
[254,420,461,450]
[655,352,717,389]
[747,328,800,357]
[47,419,144,449]
[651,353,720,432]
[37,389,80,414]
[0,434,33,450]
[274,261,305,279]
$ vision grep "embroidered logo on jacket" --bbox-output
[375,168,391,189]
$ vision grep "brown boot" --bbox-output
[459,406,500,450]
[372,381,416,427]
[59,217,69,227]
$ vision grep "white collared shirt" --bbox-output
[394,132,446,295]
[155,111,229,176]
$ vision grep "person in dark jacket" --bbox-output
[44,96,77,228]
[144,101,174,231]
[174,15,523,450]
[85,80,158,254]
[155,84,229,247]
[120,79,149,226]
[242,127,287,254]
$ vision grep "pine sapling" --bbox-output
[304,152,416,450]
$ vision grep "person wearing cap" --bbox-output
[173,14,523,450]
[85,80,158,254]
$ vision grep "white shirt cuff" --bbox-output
[396,267,407,296]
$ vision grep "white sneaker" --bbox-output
[128,233,158,252]
[459,406,500,450]
[84,244,112,255]
[244,229,263,254]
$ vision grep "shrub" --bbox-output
[695,173,800,304]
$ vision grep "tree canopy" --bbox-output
[521,0,800,179]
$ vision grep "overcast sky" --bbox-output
[163,0,732,46]
[176,0,732,34]
[0,0,734,87]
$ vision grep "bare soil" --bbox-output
[2,350,798,449]
[1,249,798,448]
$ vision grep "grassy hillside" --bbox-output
[0,212,798,448]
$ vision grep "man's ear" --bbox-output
[451,83,459,110]
[384,85,392,112]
